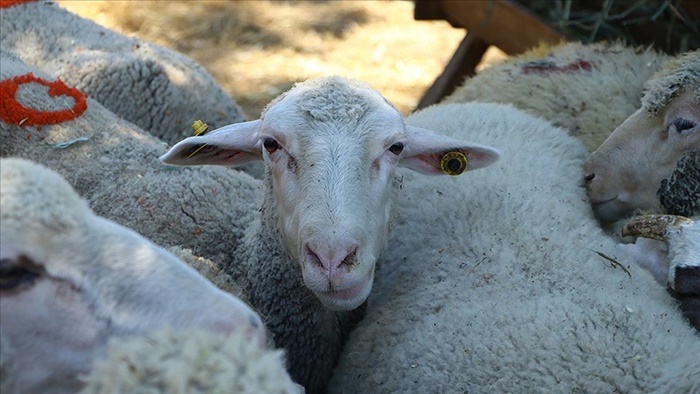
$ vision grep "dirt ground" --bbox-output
[58,0,506,119]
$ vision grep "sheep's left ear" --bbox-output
[160,120,262,166]
[400,125,500,175]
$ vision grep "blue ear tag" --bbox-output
[440,151,468,176]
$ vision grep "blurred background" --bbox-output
[59,0,503,118]
[59,0,698,119]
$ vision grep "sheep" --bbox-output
[583,51,699,318]
[621,214,699,329]
[160,75,500,392]
[444,41,670,151]
[328,102,700,393]
[0,0,246,145]
[0,48,261,277]
[79,327,302,394]
[0,158,266,394]
[0,51,501,392]
[584,50,700,223]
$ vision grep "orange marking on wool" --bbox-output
[0,73,88,127]
[0,0,37,8]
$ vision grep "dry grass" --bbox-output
[58,0,506,119]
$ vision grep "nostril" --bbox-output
[305,244,323,268]
[584,172,595,182]
[340,247,358,268]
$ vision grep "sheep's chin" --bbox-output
[592,197,633,223]
[313,275,373,311]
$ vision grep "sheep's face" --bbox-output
[584,89,700,223]
[0,159,266,393]
[161,76,499,311]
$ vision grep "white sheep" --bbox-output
[79,328,302,394]
[0,158,266,394]
[444,41,670,151]
[0,0,246,145]
[583,51,699,316]
[584,50,699,222]
[0,48,261,279]
[0,51,501,392]
[328,102,700,393]
[160,75,500,392]
[621,214,700,329]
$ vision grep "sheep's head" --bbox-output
[0,159,266,394]
[161,76,499,311]
[583,51,700,223]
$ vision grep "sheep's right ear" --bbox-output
[160,120,262,166]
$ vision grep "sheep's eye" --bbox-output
[672,118,696,133]
[263,138,280,153]
[0,260,40,291]
[389,142,404,156]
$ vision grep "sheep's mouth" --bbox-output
[591,196,633,223]
[314,275,373,311]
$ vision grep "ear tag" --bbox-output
[440,151,468,176]
[188,119,210,158]
[192,119,210,136]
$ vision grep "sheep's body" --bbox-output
[329,103,700,393]
[0,0,245,144]
[80,328,301,394]
[0,49,260,273]
[445,42,669,151]
[0,158,266,394]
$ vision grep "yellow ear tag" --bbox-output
[440,151,468,176]
[188,120,210,158]
[192,119,210,136]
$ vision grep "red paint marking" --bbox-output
[0,0,36,8]
[522,59,594,75]
[0,73,87,127]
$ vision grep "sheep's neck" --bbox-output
[241,174,366,393]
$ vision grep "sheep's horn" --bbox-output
[622,214,694,241]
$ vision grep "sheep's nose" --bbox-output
[584,172,595,183]
[304,241,359,276]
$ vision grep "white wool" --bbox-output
[0,158,267,393]
[445,42,669,151]
[80,328,301,394]
[329,103,700,393]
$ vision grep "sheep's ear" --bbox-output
[400,125,500,176]
[160,120,262,166]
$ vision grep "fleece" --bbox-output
[0,0,245,145]
[444,42,669,151]
[0,158,267,394]
[0,49,260,275]
[0,51,361,394]
[81,328,301,394]
[329,103,700,394]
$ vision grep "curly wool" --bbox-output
[445,42,669,151]
[80,328,300,394]
[329,103,700,393]
[658,150,700,217]
[642,50,700,115]
[0,0,245,144]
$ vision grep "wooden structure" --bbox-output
[414,0,569,109]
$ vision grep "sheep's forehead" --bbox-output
[263,77,404,148]
[0,160,89,235]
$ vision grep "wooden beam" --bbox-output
[437,0,567,55]
[415,33,489,110]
